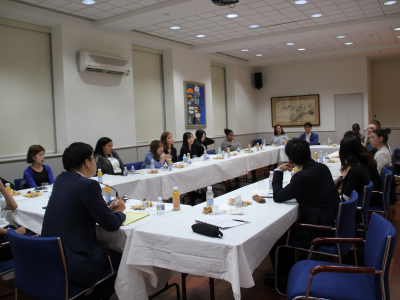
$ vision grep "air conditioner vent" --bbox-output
[78,51,131,77]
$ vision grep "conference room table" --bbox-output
[93,145,340,201]
[3,146,342,300]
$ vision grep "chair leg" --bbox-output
[148,282,180,300]
[14,288,17,300]
[209,278,215,300]
[353,244,358,266]
[181,273,188,300]
[274,246,286,296]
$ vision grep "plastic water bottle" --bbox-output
[163,161,168,170]
[123,167,128,176]
[151,159,155,169]
[183,154,187,163]
[328,138,332,146]
[130,165,135,174]
[237,147,240,154]
[187,153,190,161]
[157,197,165,215]
[97,169,103,183]
[218,147,221,154]
[221,150,225,159]
[319,151,323,163]
[263,139,266,147]
[269,171,274,191]
[205,153,209,160]
[206,186,214,207]
[235,195,243,208]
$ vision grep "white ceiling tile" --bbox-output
[207,16,226,22]
[78,6,102,15]
[93,3,115,10]
[362,7,382,13]
[56,6,73,12]
[338,2,359,9]
[135,0,159,6]
[342,6,362,13]
[245,13,266,19]
[280,7,299,13]
[197,11,218,18]
[271,2,293,9]
[320,4,341,11]
[301,8,324,14]
[193,19,210,25]
[61,2,86,11]
[182,15,202,22]
[43,0,70,6]
[121,2,143,10]
[238,9,260,16]
[295,3,317,10]
[255,5,276,12]
[324,9,344,15]
[217,20,235,25]
[39,2,57,9]
[108,7,129,14]
[247,1,268,8]
[72,11,89,17]
[365,12,384,16]
[314,0,337,7]
[346,11,365,16]
[107,0,130,6]
[360,3,381,9]
[20,0,41,4]
[262,10,283,17]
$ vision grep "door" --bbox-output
[334,93,363,144]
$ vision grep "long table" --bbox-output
[3,147,341,300]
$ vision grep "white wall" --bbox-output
[52,24,136,151]
[254,57,370,134]
[163,48,214,141]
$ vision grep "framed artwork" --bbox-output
[184,81,206,129]
[271,94,320,127]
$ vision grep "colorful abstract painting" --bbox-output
[184,81,206,128]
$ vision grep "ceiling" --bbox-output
[1,0,400,65]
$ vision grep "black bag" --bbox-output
[192,223,223,238]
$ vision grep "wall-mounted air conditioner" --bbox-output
[77,51,131,76]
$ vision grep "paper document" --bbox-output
[195,216,250,229]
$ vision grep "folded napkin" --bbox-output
[122,212,150,226]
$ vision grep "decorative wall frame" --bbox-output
[184,81,206,129]
[271,94,320,127]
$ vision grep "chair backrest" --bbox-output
[335,191,358,254]
[7,229,67,300]
[384,164,393,173]
[392,147,400,164]
[365,213,396,300]
[206,150,216,155]
[359,181,373,227]
[252,139,262,146]
[133,161,144,170]
[381,168,393,211]
[13,178,25,191]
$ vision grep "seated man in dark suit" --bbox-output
[41,142,126,300]
[267,138,340,282]
[299,122,319,145]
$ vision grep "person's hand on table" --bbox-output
[109,197,126,213]
[15,226,26,235]
[278,162,293,172]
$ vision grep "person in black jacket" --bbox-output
[267,138,340,282]
[339,134,371,201]
[179,132,197,159]
[161,132,178,162]
[193,129,206,157]
[94,137,125,175]
[42,142,126,300]
[201,131,214,150]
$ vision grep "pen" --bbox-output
[233,219,250,223]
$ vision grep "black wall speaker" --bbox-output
[255,72,262,90]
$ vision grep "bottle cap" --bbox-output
[6,183,10,186]
[98,169,101,171]
[207,186,212,190]
[173,187,178,190]
[158,197,162,201]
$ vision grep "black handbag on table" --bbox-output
[192,223,223,238]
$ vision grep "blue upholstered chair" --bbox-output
[356,181,373,235]
[252,139,262,146]
[369,168,392,219]
[206,150,216,155]
[7,229,117,300]
[286,213,396,300]
[125,161,144,171]
[275,191,358,295]
[13,179,25,191]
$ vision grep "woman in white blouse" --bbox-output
[369,128,392,176]
[94,137,125,175]
[270,124,289,145]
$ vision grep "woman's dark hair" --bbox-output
[285,138,311,166]
[195,129,205,142]
[181,132,193,154]
[224,128,233,136]
[27,145,45,164]
[274,124,285,136]
[339,135,371,171]
[343,130,361,142]
[149,140,162,161]
[160,132,173,151]
[63,142,93,171]
[372,128,390,144]
[94,137,112,157]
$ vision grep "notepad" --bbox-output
[122,212,149,226]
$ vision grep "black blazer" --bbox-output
[273,159,340,248]
[341,164,370,199]
[164,146,178,163]
[179,145,197,160]
[94,150,125,175]
[202,137,214,149]
[193,139,205,157]
[41,171,126,286]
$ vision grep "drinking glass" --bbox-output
[193,155,197,161]
[41,182,49,190]
[258,180,265,191]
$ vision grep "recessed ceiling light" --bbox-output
[337,35,346,38]
[249,25,260,28]
[345,42,353,45]
[395,27,400,30]
[311,13,323,17]
[384,0,397,5]
[295,0,307,4]
[286,42,294,45]
[241,49,249,51]
[170,26,180,30]
[196,34,205,38]
[298,48,306,51]
[256,54,263,56]
[227,14,238,18]
[82,0,95,4]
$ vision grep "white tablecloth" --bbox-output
[3,146,341,300]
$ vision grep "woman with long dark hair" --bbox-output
[94,137,125,175]
[180,132,197,159]
[193,129,206,157]
[160,132,178,162]
[142,140,171,169]
[339,134,371,201]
